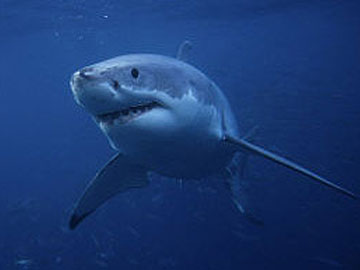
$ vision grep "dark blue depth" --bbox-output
[0,0,359,269]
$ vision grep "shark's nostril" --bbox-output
[111,80,120,89]
[79,67,95,79]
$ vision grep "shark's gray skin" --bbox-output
[69,45,357,229]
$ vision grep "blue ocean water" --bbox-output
[1,0,359,269]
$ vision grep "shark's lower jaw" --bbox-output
[95,101,162,125]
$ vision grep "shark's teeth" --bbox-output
[96,101,161,125]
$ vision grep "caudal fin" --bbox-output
[223,135,357,200]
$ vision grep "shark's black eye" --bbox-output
[131,68,139,79]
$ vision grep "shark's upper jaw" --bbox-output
[94,101,163,125]
[70,69,167,125]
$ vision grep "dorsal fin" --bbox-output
[176,40,192,62]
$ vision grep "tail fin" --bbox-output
[223,135,357,200]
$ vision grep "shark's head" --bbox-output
[71,54,175,117]
[70,54,226,154]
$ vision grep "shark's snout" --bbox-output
[70,72,87,98]
[71,67,99,91]
[70,71,81,95]
[70,69,120,115]
[79,67,97,80]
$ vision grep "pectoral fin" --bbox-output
[69,154,148,230]
[225,161,264,226]
[223,135,357,200]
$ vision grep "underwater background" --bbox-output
[0,0,359,269]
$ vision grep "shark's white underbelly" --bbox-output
[102,101,236,179]
[130,131,233,179]
[124,132,234,179]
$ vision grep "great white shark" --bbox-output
[69,43,357,230]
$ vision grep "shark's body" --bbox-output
[69,46,356,229]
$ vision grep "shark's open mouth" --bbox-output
[96,101,162,125]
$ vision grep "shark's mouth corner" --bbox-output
[95,101,163,125]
